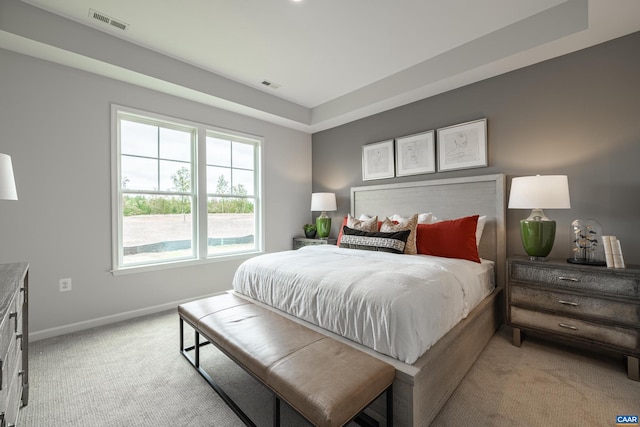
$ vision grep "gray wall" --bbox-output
[0,49,312,338]
[312,32,640,265]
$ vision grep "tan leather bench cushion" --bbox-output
[197,302,327,382]
[180,293,395,427]
[267,338,395,427]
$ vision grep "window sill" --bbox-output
[110,250,263,276]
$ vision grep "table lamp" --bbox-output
[508,175,570,260]
[311,192,336,239]
[0,154,18,201]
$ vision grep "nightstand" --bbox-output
[507,256,640,381]
[293,237,337,249]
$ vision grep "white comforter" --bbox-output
[232,245,494,364]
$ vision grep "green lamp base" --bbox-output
[520,219,556,260]
[316,217,331,239]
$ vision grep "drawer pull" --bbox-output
[16,334,23,351]
[558,300,579,307]
[558,276,580,282]
[559,323,578,330]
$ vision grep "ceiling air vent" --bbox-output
[261,80,282,90]
[89,9,129,31]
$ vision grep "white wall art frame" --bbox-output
[437,118,488,172]
[362,139,394,180]
[395,130,435,177]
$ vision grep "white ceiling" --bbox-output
[4,0,640,132]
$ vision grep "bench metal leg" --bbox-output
[180,317,256,427]
[273,396,281,427]
[352,384,393,427]
[386,385,393,427]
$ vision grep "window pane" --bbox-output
[121,120,158,158]
[207,197,256,255]
[160,127,191,162]
[122,156,158,191]
[232,142,254,170]
[122,194,194,265]
[232,169,254,195]
[160,160,191,192]
[207,166,231,194]
[206,136,231,167]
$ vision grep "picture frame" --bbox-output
[395,130,435,177]
[362,139,394,180]
[437,118,488,172]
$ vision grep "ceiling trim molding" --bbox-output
[3,0,640,134]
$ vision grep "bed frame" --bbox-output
[349,173,506,426]
[235,173,506,426]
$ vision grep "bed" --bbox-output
[232,174,506,426]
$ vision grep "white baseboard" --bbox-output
[29,293,219,342]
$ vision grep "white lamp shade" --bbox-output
[310,192,337,212]
[0,154,18,201]
[508,175,570,209]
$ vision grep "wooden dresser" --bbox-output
[507,257,639,381]
[0,263,29,426]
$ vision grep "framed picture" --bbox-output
[395,130,435,177]
[362,139,394,180]
[437,118,488,172]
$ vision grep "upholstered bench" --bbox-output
[179,293,395,427]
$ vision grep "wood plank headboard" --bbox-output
[350,174,506,288]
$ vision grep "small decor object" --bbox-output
[602,235,626,268]
[568,219,606,266]
[437,118,487,172]
[508,175,571,260]
[303,224,317,238]
[310,192,337,239]
[362,140,394,180]
[395,131,435,177]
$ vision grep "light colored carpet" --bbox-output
[19,309,639,426]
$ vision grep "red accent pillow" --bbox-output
[415,215,480,263]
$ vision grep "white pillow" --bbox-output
[390,212,434,224]
[476,215,487,246]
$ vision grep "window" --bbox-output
[111,106,262,272]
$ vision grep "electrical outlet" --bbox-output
[59,278,72,292]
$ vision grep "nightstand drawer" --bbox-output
[511,306,639,352]
[510,263,639,297]
[510,285,640,327]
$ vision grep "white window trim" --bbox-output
[110,104,264,275]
